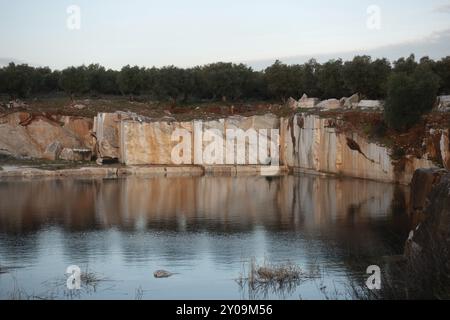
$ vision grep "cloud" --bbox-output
[432,3,450,13]
[0,58,28,66]
[0,58,38,67]
[244,28,450,70]
[2,29,450,70]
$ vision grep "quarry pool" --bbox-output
[0,174,410,300]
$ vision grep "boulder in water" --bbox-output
[153,270,175,278]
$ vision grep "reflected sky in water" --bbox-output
[0,175,410,299]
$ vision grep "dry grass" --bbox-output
[251,262,302,284]
[79,269,106,288]
[134,286,144,300]
[8,284,28,300]
[38,265,110,300]
[4,275,56,300]
[2,265,115,300]
[236,258,320,299]
[1,94,284,121]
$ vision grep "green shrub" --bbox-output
[384,66,440,131]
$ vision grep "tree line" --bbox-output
[0,54,449,103]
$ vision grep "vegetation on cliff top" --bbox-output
[0,55,449,103]
[1,54,449,132]
[384,65,441,131]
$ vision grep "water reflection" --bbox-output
[0,175,410,299]
[0,176,409,232]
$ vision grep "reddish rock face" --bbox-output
[93,113,123,163]
[423,129,450,171]
[0,112,94,160]
[43,142,63,161]
[60,116,94,149]
[440,130,450,170]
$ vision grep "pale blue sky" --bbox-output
[1,0,449,70]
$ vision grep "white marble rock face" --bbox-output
[3,109,443,184]
[91,111,443,184]
[281,114,437,184]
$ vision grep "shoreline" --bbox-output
[0,163,404,185]
[0,164,286,179]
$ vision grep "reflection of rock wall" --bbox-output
[0,175,406,234]
[0,179,99,233]
[276,175,407,229]
[94,177,282,228]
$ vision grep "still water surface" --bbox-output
[0,175,410,299]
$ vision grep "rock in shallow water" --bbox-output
[153,270,175,278]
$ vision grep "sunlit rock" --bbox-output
[342,93,360,109]
[316,99,342,110]
[121,120,193,165]
[357,100,384,110]
[287,97,300,110]
[43,142,63,160]
[440,129,450,170]
[437,95,450,111]
[298,94,319,109]
[0,112,91,159]
[282,114,437,184]
[93,112,122,162]
[119,113,279,166]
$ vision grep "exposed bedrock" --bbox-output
[404,168,450,298]
[408,168,448,225]
[2,110,450,184]
[92,112,445,184]
[0,112,94,160]
[281,114,442,184]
